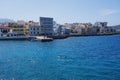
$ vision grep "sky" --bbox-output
[0,0,120,26]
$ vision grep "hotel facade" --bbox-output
[40,17,53,36]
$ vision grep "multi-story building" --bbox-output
[0,26,20,37]
[75,27,84,35]
[17,20,40,36]
[17,20,28,35]
[8,23,25,36]
[99,27,115,34]
[94,22,108,27]
[62,27,71,35]
[25,21,39,35]
[0,26,10,37]
[40,17,53,35]
[53,21,63,35]
[29,26,41,36]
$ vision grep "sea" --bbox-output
[0,35,120,80]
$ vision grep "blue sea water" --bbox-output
[0,35,120,80]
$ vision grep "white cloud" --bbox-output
[99,9,118,16]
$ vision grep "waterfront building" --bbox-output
[63,22,93,34]
[24,21,39,36]
[0,26,20,37]
[29,26,41,36]
[53,21,63,35]
[56,25,63,35]
[86,27,99,35]
[40,17,53,36]
[94,22,108,27]
[0,26,10,37]
[53,21,58,34]
[99,27,115,34]
[24,24,29,36]
[62,27,71,35]
[75,27,84,35]
[8,23,25,36]
[17,20,29,35]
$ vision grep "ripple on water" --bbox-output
[0,35,120,80]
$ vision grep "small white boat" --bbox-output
[33,36,53,42]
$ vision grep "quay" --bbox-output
[0,36,30,40]
[0,32,120,41]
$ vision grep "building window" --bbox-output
[37,28,39,30]
[33,28,35,30]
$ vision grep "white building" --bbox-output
[76,27,83,34]
[53,21,63,35]
[29,26,41,36]
[99,27,115,34]
[62,27,71,35]
[94,22,108,27]
[0,26,23,37]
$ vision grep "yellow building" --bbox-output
[8,23,25,36]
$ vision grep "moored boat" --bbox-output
[31,36,53,42]
[40,37,53,42]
